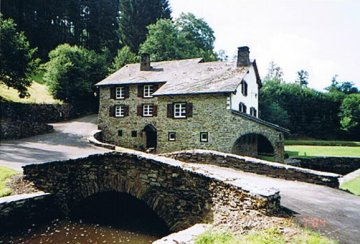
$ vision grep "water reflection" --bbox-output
[0,192,170,243]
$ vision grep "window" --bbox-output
[116,87,124,99]
[131,130,137,137]
[241,80,248,96]
[143,104,153,117]
[144,85,154,98]
[174,103,187,118]
[115,105,125,117]
[168,132,176,141]
[118,130,123,136]
[250,107,257,117]
[200,132,208,142]
[239,103,247,113]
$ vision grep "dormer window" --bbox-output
[241,80,248,96]
[116,87,124,99]
[144,85,154,98]
[239,103,247,113]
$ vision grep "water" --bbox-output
[0,192,170,243]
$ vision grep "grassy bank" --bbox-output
[285,140,360,147]
[340,175,360,196]
[0,81,60,104]
[195,228,337,244]
[0,166,19,197]
[285,145,360,157]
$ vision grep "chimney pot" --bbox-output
[237,46,251,67]
[140,53,151,71]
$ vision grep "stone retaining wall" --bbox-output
[285,157,360,175]
[0,192,61,233]
[0,119,54,140]
[163,150,341,188]
[23,152,280,232]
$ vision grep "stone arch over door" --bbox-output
[143,124,157,150]
[231,131,284,162]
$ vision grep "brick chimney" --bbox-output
[140,53,151,71]
[237,46,251,67]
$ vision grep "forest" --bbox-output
[0,0,359,140]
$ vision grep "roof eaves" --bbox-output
[230,110,290,134]
[153,91,233,97]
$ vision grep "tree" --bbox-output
[339,93,360,134]
[43,44,106,110]
[118,0,171,53]
[296,69,309,87]
[326,75,358,94]
[140,17,217,62]
[109,46,137,73]
[265,61,283,82]
[176,13,215,52]
[0,15,37,97]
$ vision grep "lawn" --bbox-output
[0,166,19,197]
[285,140,360,147]
[195,228,337,244]
[0,81,60,104]
[340,176,360,196]
[285,145,360,157]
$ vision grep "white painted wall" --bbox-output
[229,64,259,117]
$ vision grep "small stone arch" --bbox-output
[231,131,283,161]
[142,124,157,150]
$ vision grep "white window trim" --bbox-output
[115,105,125,117]
[143,85,154,98]
[143,104,153,117]
[174,103,187,118]
[200,132,208,142]
[116,87,125,99]
[168,132,176,141]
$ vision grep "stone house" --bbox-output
[96,47,288,161]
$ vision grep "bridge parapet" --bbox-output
[23,151,280,231]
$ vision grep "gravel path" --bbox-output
[0,114,110,171]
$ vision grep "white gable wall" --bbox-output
[229,64,259,117]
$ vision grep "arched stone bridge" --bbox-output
[23,151,280,231]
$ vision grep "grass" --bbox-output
[285,145,360,157]
[195,228,337,244]
[285,140,360,147]
[0,81,60,104]
[0,166,19,197]
[340,175,360,196]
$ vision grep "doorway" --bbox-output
[143,124,157,149]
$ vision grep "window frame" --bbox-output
[115,105,125,117]
[115,86,125,99]
[131,130,137,137]
[241,80,248,96]
[200,132,208,142]
[239,103,247,113]
[142,104,153,117]
[173,102,187,119]
[250,107,257,117]
[168,132,176,141]
[143,84,154,98]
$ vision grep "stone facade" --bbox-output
[23,152,280,232]
[164,150,341,188]
[98,86,285,161]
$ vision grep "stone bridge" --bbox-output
[23,151,280,232]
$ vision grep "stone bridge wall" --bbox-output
[23,152,280,232]
[163,150,341,188]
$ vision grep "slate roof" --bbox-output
[96,58,256,96]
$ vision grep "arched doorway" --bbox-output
[231,133,274,159]
[143,124,157,149]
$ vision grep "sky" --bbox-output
[169,0,360,91]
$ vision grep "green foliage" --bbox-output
[140,17,217,62]
[43,44,106,110]
[296,69,309,87]
[1,0,120,59]
[109,46,138,73]
[119,0,172,53]
[0,166,19,198]
[176,12,215,51]
[339,93,360,132]
[0,15,38,98]
[340,175,360,196]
